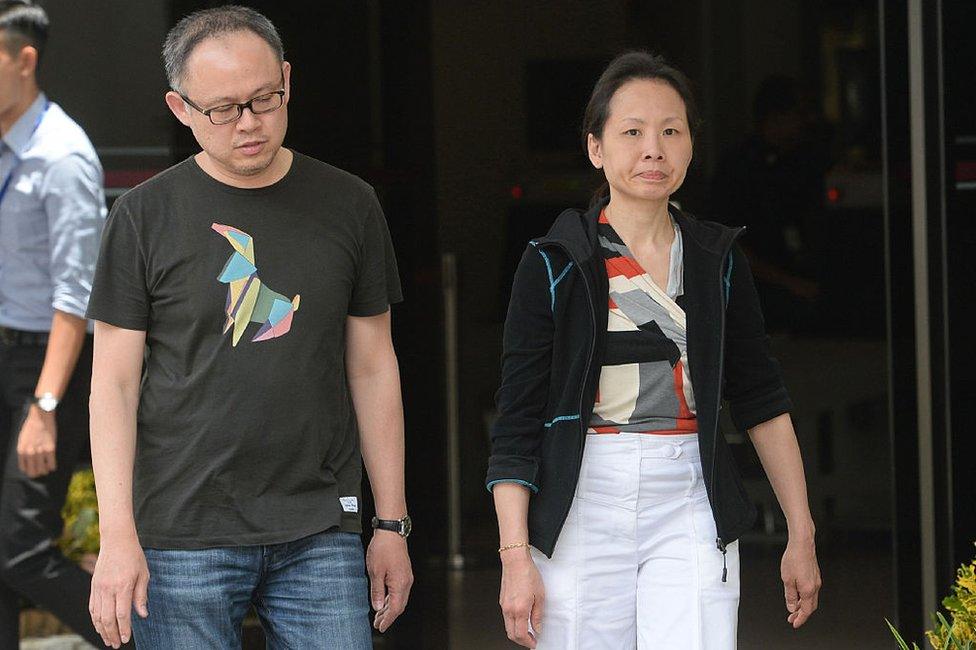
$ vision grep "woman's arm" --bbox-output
[489,244,559,649]
[493,483,544,649]
[722,244,821,628]
[486,244,556,493]
[749,413,822,629]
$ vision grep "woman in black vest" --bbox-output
[487,52,822,649]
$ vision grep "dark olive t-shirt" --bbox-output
[86,152,402,548]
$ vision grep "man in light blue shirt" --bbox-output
[0,1,109,646]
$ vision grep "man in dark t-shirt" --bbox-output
[84,7,412,649]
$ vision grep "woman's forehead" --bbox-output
[608,79,688,121]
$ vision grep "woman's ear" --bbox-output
[587,133,603,170]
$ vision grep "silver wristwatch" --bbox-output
[31,392,59,413]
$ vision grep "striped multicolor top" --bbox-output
[587,209,698,436]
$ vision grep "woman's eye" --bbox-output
[625,128,641,136]
[663,128,678,136]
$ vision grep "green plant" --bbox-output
[888,545,976,649]
[58,467,100,561]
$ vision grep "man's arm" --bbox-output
[17,310,87,478]
[19,153,105,477]
[88,321,149,648]
[346,309,412,633]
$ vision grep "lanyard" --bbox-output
[0,100,51,208]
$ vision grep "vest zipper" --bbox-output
[711,227,745,583]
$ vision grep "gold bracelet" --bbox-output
[498,541,529,553]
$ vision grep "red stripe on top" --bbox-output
[606,256,646,279]
[586,428,698,435]
[672,363,697,432]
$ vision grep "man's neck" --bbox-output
[195,147,294,189]
[0,86,40,136]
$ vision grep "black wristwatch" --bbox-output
[371,514,412,538]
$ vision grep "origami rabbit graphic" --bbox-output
[211,223,301,346]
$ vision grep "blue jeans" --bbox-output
[132,529,372,649]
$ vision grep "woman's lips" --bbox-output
[637,170,667,181]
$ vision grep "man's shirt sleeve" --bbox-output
[41,153,107,319]
[86,198,150,330]
[348,188,403,317]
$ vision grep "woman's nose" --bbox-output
[643,136,665,160]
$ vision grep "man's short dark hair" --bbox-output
[163,5,284,92]
[0,0,49,64]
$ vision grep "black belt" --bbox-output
[0,326,49,347]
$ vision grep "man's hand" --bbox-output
[17,407,57,478]
[365,530,413,633]
[89,534,150,648]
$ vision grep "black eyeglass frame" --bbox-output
[179,84,286,126]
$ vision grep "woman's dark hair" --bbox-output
[582,51,701,206]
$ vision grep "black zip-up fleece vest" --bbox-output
[487,198,793,560]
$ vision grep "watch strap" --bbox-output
[371,515,410,538]
[372,517,401,533]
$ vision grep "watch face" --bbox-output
[37,395,58,412]
[400,515,412,538]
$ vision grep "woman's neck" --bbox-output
[604,195,674,250]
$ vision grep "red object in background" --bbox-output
[104,169,163,188]
[955,161,976,181]
[826,187,841,203]
[510,184,524,200]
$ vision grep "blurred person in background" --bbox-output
[86,6,410,649]
[710,75,830,333]
[0,0,108,646]
[487,52,821,649]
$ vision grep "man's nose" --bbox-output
[236,106,261,130]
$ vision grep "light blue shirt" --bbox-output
[0,93,106,331]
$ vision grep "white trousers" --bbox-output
[531,433,740,649]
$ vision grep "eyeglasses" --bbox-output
[180,85,286,126]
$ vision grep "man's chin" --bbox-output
[230,153,276,177]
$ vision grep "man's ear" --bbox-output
[164,91,192,127]
[282,60,292,105]
[17,45,38,78]
[587,133,603,169]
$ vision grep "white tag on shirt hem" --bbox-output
[339,496,358,513]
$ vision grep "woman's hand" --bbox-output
[781,536,821,628]
[499,547,545,648]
